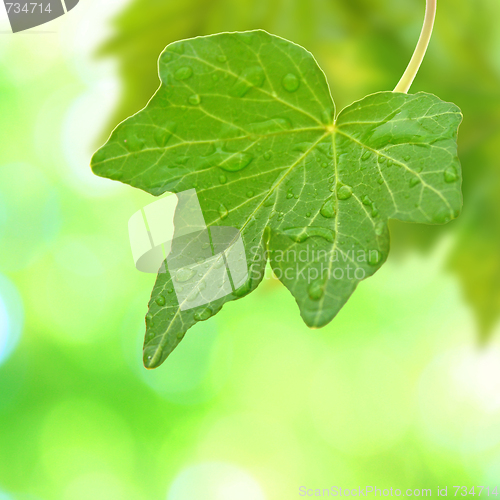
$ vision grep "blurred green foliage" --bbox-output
[100,0,500,338]
[1,1,500,499]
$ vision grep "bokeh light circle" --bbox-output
[0,163,60,271]
[0,274,24,366]
[167,462,265,500]
[419,344,500,453]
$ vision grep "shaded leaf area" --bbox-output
[98,0,500,339]
[92,31,461,367]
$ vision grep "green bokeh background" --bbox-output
[1,1,500,499]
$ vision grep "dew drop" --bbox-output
[219,174,227,184]
[409,177,421,187]
[368,250,383,266]
[308,279,325,301]
[377,178,384,185]
[143,346,161,368]
[124,134,144,152]
[220,152,253,172]
[174,66,193,80]
[286,192,293,199]
[194,307,213,321]
[444,166,458,183]
[146,313,154,326]
[293,142,311,153]
[217,54,227,63]
[283,227,335,243]
[170,42,185,55]
[306,212,311,217]
[175,267,196,283]
[246,190,254,198]
[403,155,411,161]
[212,74,219,81]
[249,117,291,135]
[154,123,176,147]
[320,197,336,218]
[263,191,276,207]
[282,73,300,92]
[378,156,386,164]
[218,203,229,219]
[233,279,252,297]
[188,94,201,105]
[337,185,353,200]
[264,152,272,160]
[186,288,200,301]
[155,295,166,306]
[433,208,452,224]
[321,108,335,125]
[375,222,385,236]
[214,257,225,269]
[361,195,372,206]
[321,162,328,168]
[229,66,265,97]
[361,150,371,161]
[387,159,394,167]
[167,288,174,293]
[161,52,173,63]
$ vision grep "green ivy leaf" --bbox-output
[91,30,462,368]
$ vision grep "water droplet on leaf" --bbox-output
[444,166,458,183]
[320,197,336,218]
[194,307,213,321]
[282,73,300,92]
[124,134,144,152]
[174,66,193,80]
[155,295,166,306]
[218,204,229,219]
[308,279,325,301]
[219,152,253,172]
[175,267,196,282]
[263,191,276,207]
[188,94,201,105]
[154,123,176,147]
[229,66,265,97]
[368,250,382,266]
[337,185,353,200]
[283,227,335,243]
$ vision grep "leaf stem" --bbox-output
[394,0,437,93]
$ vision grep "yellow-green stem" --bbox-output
[394,0,437,93]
